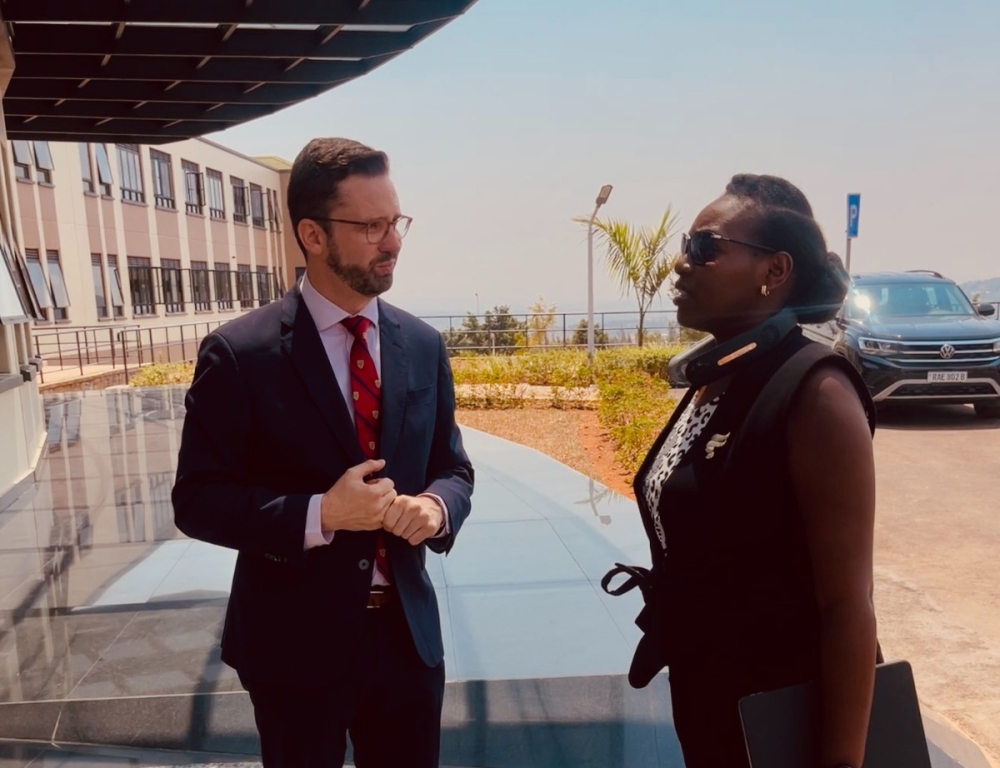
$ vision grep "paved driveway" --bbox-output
[872,404,1000,767]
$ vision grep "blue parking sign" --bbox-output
[847,194,861,239]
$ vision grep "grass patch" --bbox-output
[451,345,681,387]
[597,368,676,475]
[129,362,195,387]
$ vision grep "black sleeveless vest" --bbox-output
[632,328,876,680]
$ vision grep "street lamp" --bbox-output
[588,184,613,365]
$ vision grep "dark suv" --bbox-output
[804,271,1000,418]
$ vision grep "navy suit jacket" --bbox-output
[172,286,474,685]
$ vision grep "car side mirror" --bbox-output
[977,304,997,317]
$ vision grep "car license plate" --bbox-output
[928,371,968,382]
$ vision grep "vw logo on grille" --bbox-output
[939,344,956,359]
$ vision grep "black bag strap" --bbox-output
[601,562,653,598]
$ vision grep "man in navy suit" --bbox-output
[172,137,474,768]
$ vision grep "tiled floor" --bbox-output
[0,388,981,768]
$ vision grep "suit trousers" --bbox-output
[239,597,446,768]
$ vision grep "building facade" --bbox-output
[10,136,298,332]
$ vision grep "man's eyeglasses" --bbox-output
[680,231,778,267]
[311,215,413,244]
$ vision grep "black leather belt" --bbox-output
[367,588,393,609]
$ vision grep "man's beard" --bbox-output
[325,242,394,297]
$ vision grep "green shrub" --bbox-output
[454,383,526,410]
[450,345,682,388]
[129,362,195,387]
[597,367,676,475]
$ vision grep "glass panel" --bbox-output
[250,184,264,226]
[33,141,55,171]
[25,254,52,309]
[161,258,184,312]
[0,243,38,319]
[91,255,108,318]
[237,264,253,308]
[78,143,95,192]
[108,256,125,317]
[116,144,144,203]
[128,256,155,316]
[184,170,204,213]
[232,178,247,223]
[12,140,32,166]
[47,253,71,309]
[151,151,174,207]
[214,266,232,309]
[0,248,28,320]
[207,170,225,218]
[95,144,114,186]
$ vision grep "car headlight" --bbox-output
[859,337,900,355]
[994,340,1000,354]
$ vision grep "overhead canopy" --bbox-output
[0,0,478,144]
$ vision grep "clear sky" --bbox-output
[209,0,1000,316]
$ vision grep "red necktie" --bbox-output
[341,316,390,582]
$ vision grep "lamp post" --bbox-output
[587,184,613,365]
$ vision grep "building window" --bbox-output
[232,177,248,224]
[47,251,71,321]
[0,242,39,320]
[91,254,108,319]
[267,189,282,232]
[256,268,274,306]
[24,250,51,321]
[108,255,125,318]
[161,258,184,313]
[236,264,254,309]
[127,256,155,316]
[213,264,232,310]
[206,169,226,220]
[95,144,114,196]
[79,143,96,194]
[12,141,33,181]
[34,142,55,184]
[116,144,145,203]
[249,183,265,228]
[190,261,211,311]
[182,160,204,215]
[150,150,175,209]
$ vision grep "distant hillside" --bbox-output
[961,278,1000,303]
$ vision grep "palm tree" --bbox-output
[575,207,681,347]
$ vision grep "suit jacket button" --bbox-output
[359,559,370,571]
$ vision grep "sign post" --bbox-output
[846,193,861,273]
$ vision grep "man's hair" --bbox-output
[287,138,389,257]
[725,174,848,324]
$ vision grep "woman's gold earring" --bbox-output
[761,285,770,297]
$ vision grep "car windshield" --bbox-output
[847,281,977,319]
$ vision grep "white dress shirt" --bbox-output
[299,274,449,586]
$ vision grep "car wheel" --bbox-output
[974,401,1000,419]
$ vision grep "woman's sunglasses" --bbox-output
[680,231,779,267]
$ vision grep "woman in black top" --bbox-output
[631,175,877,768]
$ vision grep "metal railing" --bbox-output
[116,320,230,380]
[33,320,229,384]
[33,303,999,384]
[33,324,138,382]
[425,309,693,354]
[126,265,282,316]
